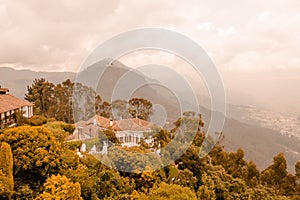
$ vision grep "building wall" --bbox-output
[116,131,144,147]
[0,106,33,129]
[22,106,33,118]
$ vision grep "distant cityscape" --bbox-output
[236,106,300,140]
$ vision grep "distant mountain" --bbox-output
[76,59,300,172]
[1,62,300,173]
[0,67,75,100]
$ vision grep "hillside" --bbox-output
[1,63,300,172]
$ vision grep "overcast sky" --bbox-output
[0,0,299,72]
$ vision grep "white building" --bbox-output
[72,115,153,147]
[0,87,33,129]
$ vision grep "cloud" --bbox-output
[0,0,299,72]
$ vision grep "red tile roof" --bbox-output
[95,115,114,128]
[114,118,152,131]
[95,115,152,131]
[0,94,33,113]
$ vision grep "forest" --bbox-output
[0,78,299,200]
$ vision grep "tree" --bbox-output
[296,161,300,181]
[63,165,99,200]
[96,169,134,199]
[51,79,74,123]
[35,174,82,200]
[100,129,120,145]
[98,101,112,118]
[128,98,152,121]
[72,82,97,122]
[199,165,248,199]
[261,153,288,187]
[171,113,204,148]
[175,144,205,179]
[0,126,64,191]
[272,153,288,183]
[112,99,128,120]
[143,127,171,149]
[131,182,197,200]
[0,142,14,199]
[245,161,260,187]
[226,148,248,179]
[296,161,300,196]
[172,168,197,191]
[261,153,295,196]
[25,78,55,117]
[197,173,216,200]
[95,95,102,115]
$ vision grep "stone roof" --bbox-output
[0,94,33,113]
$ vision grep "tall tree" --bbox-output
[72,83,96,122]
[128,98,152,121]
[94,95,102,115]
[295,161,300,181]
[296,162,300,196]
[261,153,295,195]
[25,78,55,117]
[51,79,74,123]
[98,101,112,118]
[112,99,128,120]
[245,161,260,187]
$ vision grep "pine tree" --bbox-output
[25,78,55,117]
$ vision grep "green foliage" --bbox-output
[295,161,300,180]
[65,141,83,151]
[25,78,55,117]
[0,142,14,199]
[1,112,300,199]
[175,144,204,179]
[51,79,74,123]
[198,165,248,199]
[102,129,121,145]
[197,173,217,200]
[172,168,197,191]
[128,98,153,120]
[140,127,171,150]
[261,153,297,196]
[107,146,163,173]
[43,121,74,142]
[63,165,99,200]
[14,110,27,126]
[61,123,76,134]
[27,115,48,126]
[128,169,166,192]
[98,101,112,118]
[0,126,64,192]
[64,157,135,200]
[246,161,260,187]
[131,182,197,200]
[25,78,99,123]
[35,174,82,200]
[112,99,129,120]
[72,82,97,122]
[14,184,35,200]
